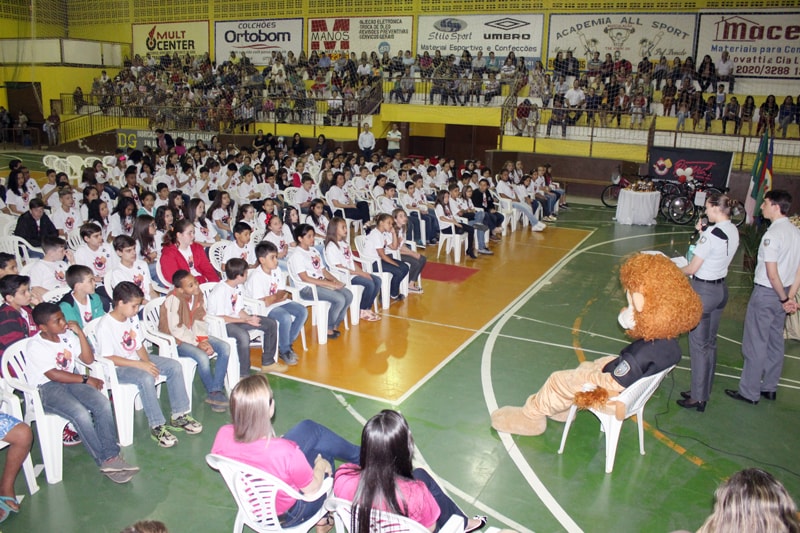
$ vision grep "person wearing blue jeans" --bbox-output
[289,224,353,339]
[367,214,410,299]
[27,302,139,483]
[280,419,361,527]
[161,270,231,411]
[94,282,203,449]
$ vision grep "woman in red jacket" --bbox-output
[159,219,220,286]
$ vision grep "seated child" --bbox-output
[288,224,353,339]
[160,270,232,410]
[106,235,154,302]
[364,214,410,300]
[74,222,119,305]
[28,236,73,301]
[93,282,202,448]
[0,413,32,520]
[0,275,38,358]
[59,265,105,327]
[207,259,283,374]
[221,222,256,268]
[0,253,18,277]
[27,302,139,482]
[244,242,308,365]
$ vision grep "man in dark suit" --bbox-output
[471,179,504,240]
[155,128,174,152]
[14,198,58,254]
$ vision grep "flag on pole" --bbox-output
[744,130,772,223]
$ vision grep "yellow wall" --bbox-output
[0,65,104,113]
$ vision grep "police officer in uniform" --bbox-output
[727,190,800,404]
[678,194,740,411]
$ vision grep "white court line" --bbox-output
[332,393,535,533]
[511,316,629,344]
[481,231,721,533]
[717,334,800,361]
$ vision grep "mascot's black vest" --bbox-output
[602,338,682,388]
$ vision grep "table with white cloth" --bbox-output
[614,189,660,225]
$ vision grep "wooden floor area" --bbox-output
[250,226,591,402]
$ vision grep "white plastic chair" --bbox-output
[66,228,83,251]
[41,286,71,304]
[325,496,465,533]
[249,227,266,246]
[436,222,468,264]
[155,260,173,291]
[1,339,68,485]
[285,260,332,345]
[66,155,85,183]
[42,154,60,169]
[142,297,237,398]
[397,192,427,247]
[82,319,167,447]
[0,382,40,496]
[206,453,332,533]
[491,190,515,235]
[0,235,44,266]
[282,187,301,210]
[209,241,230,274]
[557,365,676,473]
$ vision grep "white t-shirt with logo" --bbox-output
[52,206,84,234]
[94,314,144,361]
[287,246,326,280]
[244,266,286,300]
[207,282,244,319]
[27,331,82,387]
[74,296,94,325]
[74,244,119,280]
[222,242,255,265]
[29,260,69,291]
[106,260,152,294]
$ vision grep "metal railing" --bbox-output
[0,127,44,149]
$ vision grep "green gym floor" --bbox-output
[1,151,798,533]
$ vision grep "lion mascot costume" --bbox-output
[491,252,703,436]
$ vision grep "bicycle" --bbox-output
[600,168,656,208]
[664,179,745,227]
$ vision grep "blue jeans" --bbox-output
[373,260,409,298]
[176,336,230,395]
[115,355,190,428]
[300,286,352,331]
[226,317,278,371]
[413,468,468,531]
[512,201,539,225]
[279,419,361,528]
[267,301,308,353]
[351,273,381,310]
[39,381,120,466]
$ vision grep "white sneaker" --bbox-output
[533,222,547,232]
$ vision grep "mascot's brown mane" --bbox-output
[620,253,702,341]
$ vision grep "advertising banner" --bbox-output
[547,13,696,63]
[696,12,800,79]
[132,21,209,57]
[116,129,216,151]
[307,17,413,60]
[650,146,733,190]
[215,19,303,65]
[417,14,544,60]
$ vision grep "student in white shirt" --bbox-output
[244,242,308,363]
[236,203,257,232]
[207,192,234,241]
[324,217,381,321]
[327,172,371,225]
[222,222,256,267]
[287,224,352,338]
[207,258,283,374]
[109,197,137,237]
[304,199,329,238]
[51,188,84,237]
[434,190,477,260]
[364,214,410,299]
[106,235,154,302]
[27,302,138,483]
[188,198,219,247]
[264,213,294,267]
[94,282,202,448]
[74,222,119,302]
[29,236,73,300]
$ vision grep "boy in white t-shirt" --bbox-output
[244,242,307,365]
[51,188,84,237]
[58,265,106,327]
[28,236,73,301]
[222,222,256,267]
[106,235,154,302]
[207,258,283,374]
[93,282,202,448]
[73,222,119,306]
[27,302,138,483]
